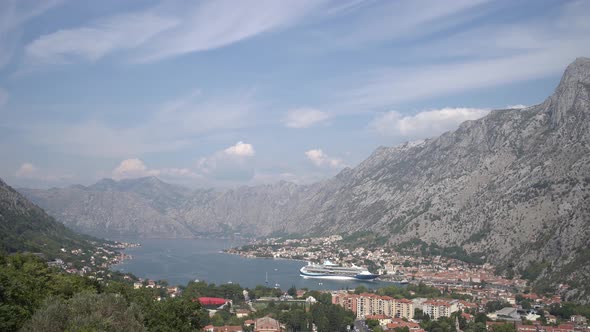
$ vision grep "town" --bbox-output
[209,235,590,332]
[47,240,139,280]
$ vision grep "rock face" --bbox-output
[19,58,590,301]
[20,177,194,238]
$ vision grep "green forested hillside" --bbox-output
[0,178,102,261]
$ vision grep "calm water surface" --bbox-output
[111,238,398,291]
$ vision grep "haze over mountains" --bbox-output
[19,58,590,302]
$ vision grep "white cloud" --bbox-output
[371,107,489,138]
[305,149,344,169]
[506,104,527,109]
[112,158,159,179]
[14,161,68,181]
[284,108,329,128]
[15,162,37,178]
[112,158,199,180]
[198,141,256,181]
[224,141,255,157]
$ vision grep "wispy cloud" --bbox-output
[23,0,329,65]
[25,11,178,64]
[339,1,590,110]
[23,91,261,158]
[304,0,491,51]
[370,107,489,139]
[284,108,330,128]
[137,0,327,63]
[0,0,63,68]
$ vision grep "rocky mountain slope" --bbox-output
[20,177,194,238]
[284,57,590,301]
[19,58,590,301]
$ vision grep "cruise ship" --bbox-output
[299,261,379,281]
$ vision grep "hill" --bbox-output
[0,177,106,262]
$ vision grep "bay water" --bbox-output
[111,238,398,291]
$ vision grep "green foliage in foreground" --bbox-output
[0,253,100,331]
[21,293,145,332]
[0,253,204,332]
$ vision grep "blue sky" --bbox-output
[1,0,589,189]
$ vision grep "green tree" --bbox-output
[367,319,380,329]
[310,302,354,332]
[21,292,145,332]
[143,297,204,331]
[354,285,368,294]
[288,285,297,297]
[490,323,517,332]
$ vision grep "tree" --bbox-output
[475,313,488,324]
[21,293,145,332]
[490,323,516,332]
[367,319,380,329]
[143,297,204,331]
[288,285,297,297]
[310,303,354,332]
[0,253,101,332]
[355,285,368,295]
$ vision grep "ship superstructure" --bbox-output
[299,261,379,281]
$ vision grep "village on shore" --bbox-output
[219,235,588,332]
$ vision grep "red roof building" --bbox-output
[196,297,229,306]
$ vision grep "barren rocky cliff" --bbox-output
[20,58,590,302]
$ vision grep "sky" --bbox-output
[1,0,589,189]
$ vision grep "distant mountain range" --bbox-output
[19,57,590,302]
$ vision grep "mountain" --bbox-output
[20,177,193,238]
[19,58,590,301]
[0,177,100,260]
[285,57,590,301]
